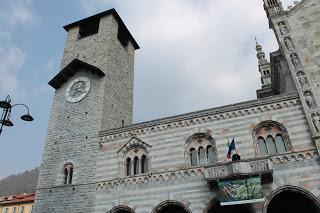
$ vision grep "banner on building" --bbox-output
[218,177,264,206]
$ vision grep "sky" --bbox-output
[0,0,296,179]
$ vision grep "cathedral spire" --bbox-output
[255,37,268,65]
[255,38,273,98]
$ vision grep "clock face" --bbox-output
[65,77,91,103]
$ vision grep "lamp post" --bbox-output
[0,95,34,135]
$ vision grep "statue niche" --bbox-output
[304,91,316,109]
[279,22,289,35]
[312,112,320,132]
[291,53,301,69]
[284,37,294,51]
[297,71,308,88]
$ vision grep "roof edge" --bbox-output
[63,8,139,49]
[99,93,300,137]
[48,59,105,89]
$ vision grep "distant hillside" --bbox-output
[0,168,39,196]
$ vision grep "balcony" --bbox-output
[204,158,273,186]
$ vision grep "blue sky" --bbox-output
[0,0,296,179]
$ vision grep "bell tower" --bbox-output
[33,9,139,213]
[255,38,276,98]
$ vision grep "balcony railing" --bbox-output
[204,159,273,185]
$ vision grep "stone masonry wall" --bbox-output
[34,13,136,213]
[96,94,320,213]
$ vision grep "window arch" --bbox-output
[118,137,152,177]
[62,163,74,184]
[253,121,291,156]
[186,133,217,166]
[123,146,149,177]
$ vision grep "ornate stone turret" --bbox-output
[255,38,275,98]
[263,0,285,19]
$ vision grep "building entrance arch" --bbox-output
[204,199,254,213]
[108,205,135,213]
[152,200,191,213]
[263,186,320,213]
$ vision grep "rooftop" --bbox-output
[63,8,140,49]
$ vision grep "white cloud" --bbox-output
[33,57,59,76]
[8,0,35,25]
[0,0,36,99]
[0,46,26,97]
[79,0,289,122]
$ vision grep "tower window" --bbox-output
[267,0,278,6]
[79,18,100,39]
[118,25,130,48]
[62,163,74,184]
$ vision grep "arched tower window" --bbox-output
[267,0,278,6]
[186,133,217,166]
[253,121,291,156]
[62,163,74,185]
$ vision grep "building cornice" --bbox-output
[99,93,300,141]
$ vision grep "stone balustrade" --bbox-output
[204,159,273,185]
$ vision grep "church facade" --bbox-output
[33,0,320,212]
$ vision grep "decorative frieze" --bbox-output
[270,149,318,164]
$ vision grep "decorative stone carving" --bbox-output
[312,113,320,132]
[284,37,294,51]
[290,53,301,68]
[204,159,272,181]
[279,22,289,35]
[304,91,316,109]
[297,71,308,88]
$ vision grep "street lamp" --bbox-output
[0,95,34,135]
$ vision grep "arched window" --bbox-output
[258,137,268,156]
[198,146,206,165]
[126,157,132,176]
[133,156,139,175]
[206,145,215,164]
[69,167,73,184]
[190,148,198,166]
[253,121,291,156]
[141,155,148,173]
[186,133,217,167]
[123,146,149,177]
[64,168,68,184]
[62,163,73,185]
[267,136,277,155]
[275,134,286,153]
[119,137,151,177]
